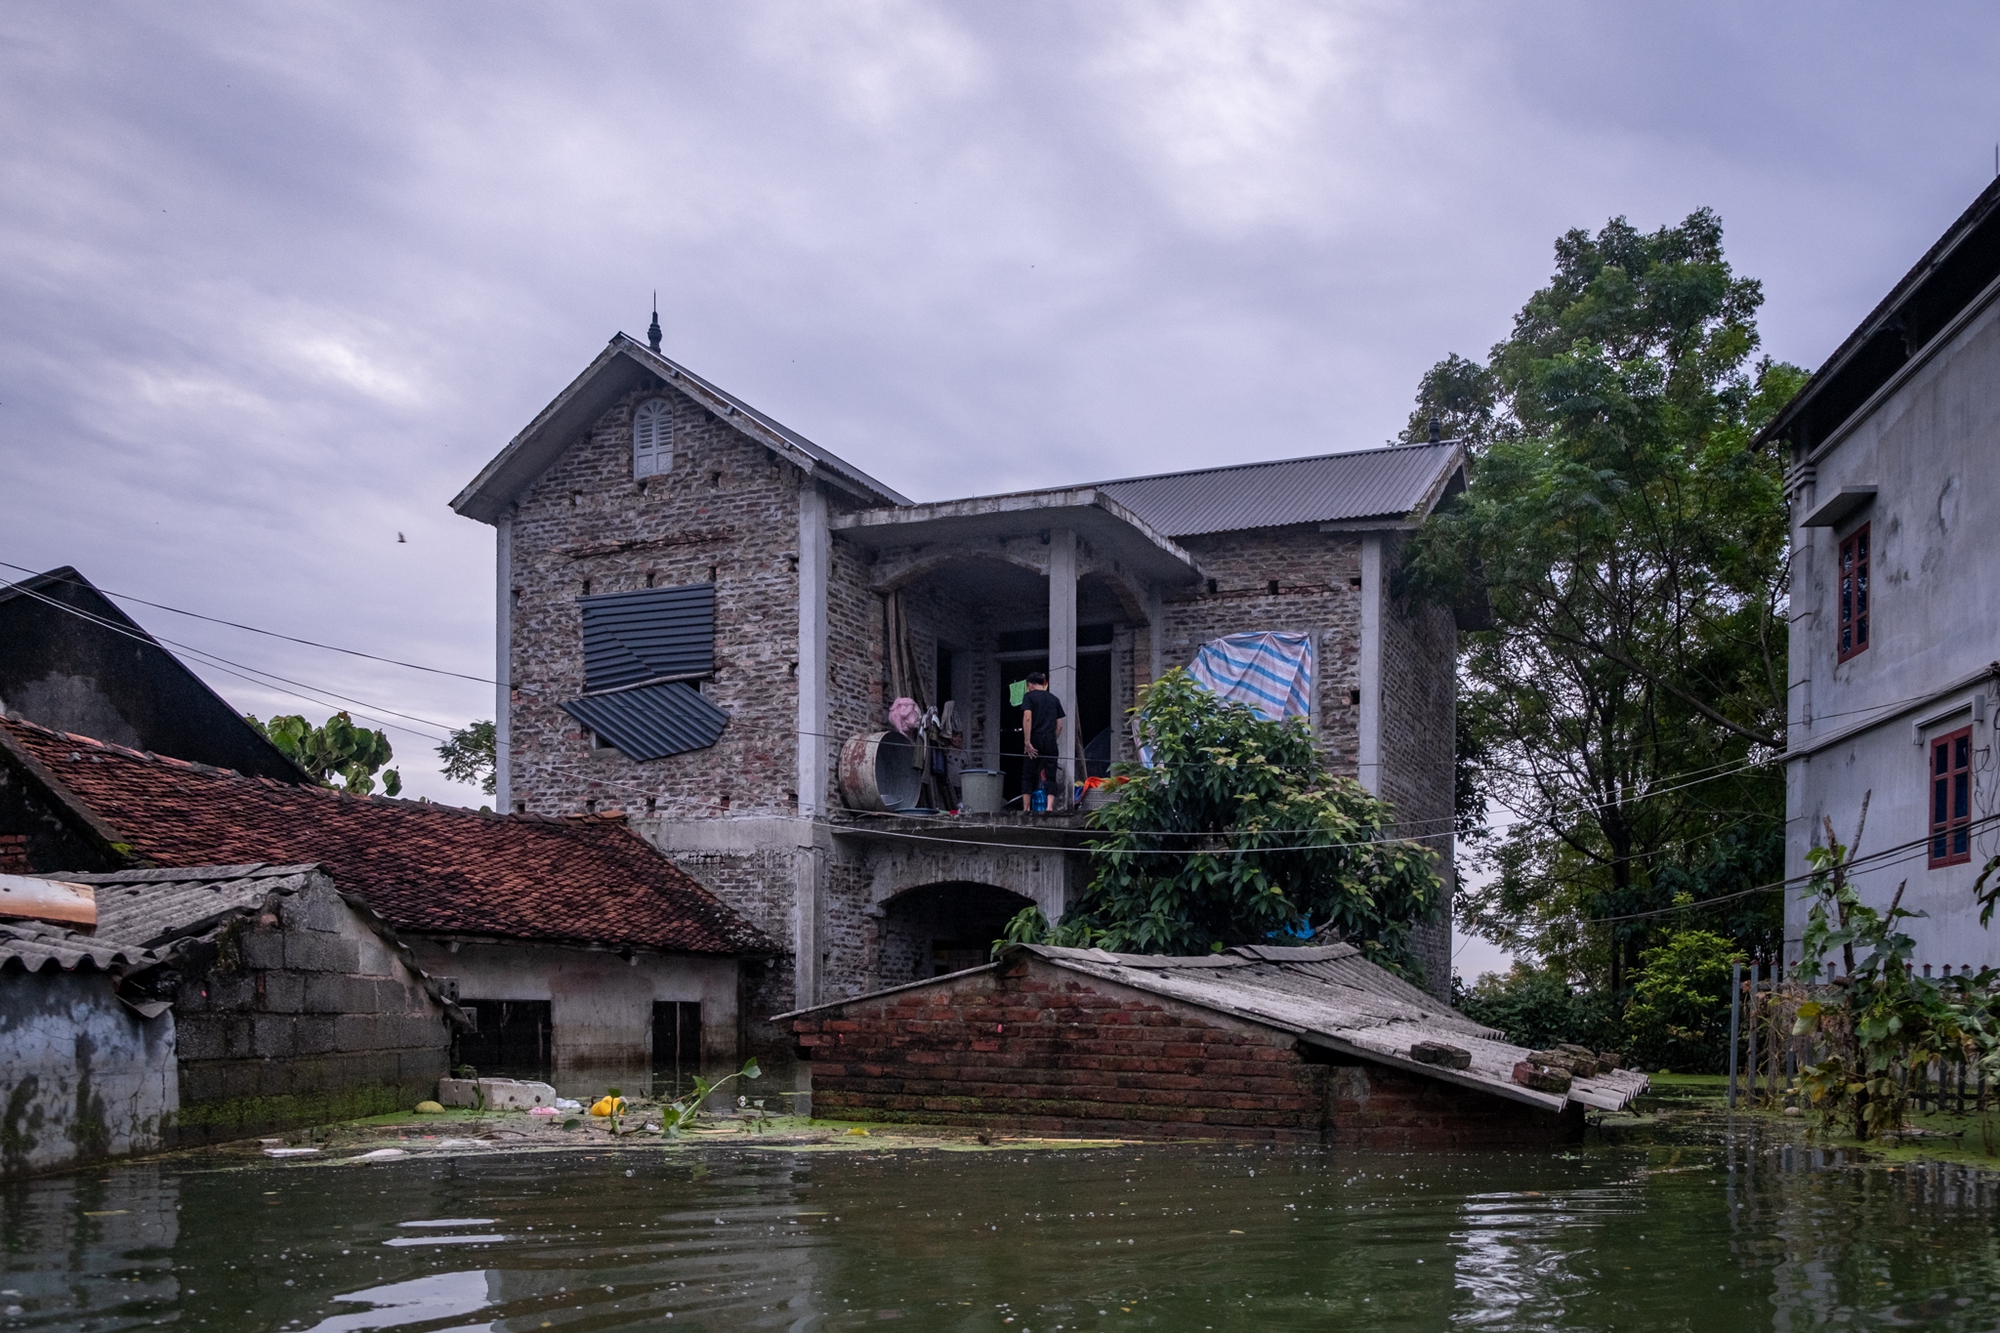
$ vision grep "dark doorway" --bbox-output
[998,642,1113,802]
[877,882,1035,986]
[652,1001,702,1099]
[453,1000,552,1083]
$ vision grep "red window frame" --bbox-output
[1930,725,1973,868]
[1837,523,1870,662]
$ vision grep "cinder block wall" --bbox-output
[792,960,1572,1147]
[170,880,447,1143]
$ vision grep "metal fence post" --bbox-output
[1727,961,1743,1109]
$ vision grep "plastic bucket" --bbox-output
[959,769,1004,814]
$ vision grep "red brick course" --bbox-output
[790,959,1577,1148]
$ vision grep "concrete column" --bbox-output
[1357,533,1383,795]
[797,484,829,815]
[1047,528,1079,794]
[793,845,821,1009]
[982,650,1001,771]
[1146,584,1164,687]
[494,514,513,810]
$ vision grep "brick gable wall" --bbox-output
[507,381,806,818]
[793,959,1571,1147]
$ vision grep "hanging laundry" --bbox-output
[1186,631,1316,721]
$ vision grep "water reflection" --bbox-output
[299,1270,495,1333]
[5,1127,2000,1330]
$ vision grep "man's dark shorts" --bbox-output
[1024,754,1061,796]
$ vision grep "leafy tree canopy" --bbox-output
[437,720,497,796]
[1005,671,1443,979]
[248,711,401,797]
[1401,208,1806,990]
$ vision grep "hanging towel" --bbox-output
[1008,679,1027,708]
[1186,631,1315,721]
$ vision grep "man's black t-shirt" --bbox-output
[1021,690,1065,753]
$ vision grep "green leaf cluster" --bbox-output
[1792,839,2000,1140]
[247,710,401,797]
[436,720,497,796]
[1620,928,1742,1072]
[1005,671,1442,979]
[1400,208,1805,989]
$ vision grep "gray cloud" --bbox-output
[3,0,1998,807]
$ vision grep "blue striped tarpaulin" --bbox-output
[1186,631,1315,722]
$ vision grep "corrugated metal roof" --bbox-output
[1093,441,1465,537]
[579,583,715,691]
[69,863,322,952]
[782,940,1648,1115]
[561,682,729,761]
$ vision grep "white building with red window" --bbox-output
[1760,177,2000,972]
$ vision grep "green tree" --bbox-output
[1620,928,1742,1073]
[1455,962,1616,1053]
[1005,671,1443,978]
[1401,209,1805,991]
[248,711,401,796]
[437,720,497,796]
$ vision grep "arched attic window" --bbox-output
[633,397,673,479]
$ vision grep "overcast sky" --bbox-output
[4,2,1997,975]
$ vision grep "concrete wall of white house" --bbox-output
[403,939,741,1098]
[490,367,1458,1015]
[1785,289,2000,972]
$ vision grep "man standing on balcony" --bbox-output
[1019,671,1066,811]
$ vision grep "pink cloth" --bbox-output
[888,697,921,736]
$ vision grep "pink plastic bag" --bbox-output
[888,697,921,736]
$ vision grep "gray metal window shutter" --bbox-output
[561,683,727,760]
[579,584,714,691]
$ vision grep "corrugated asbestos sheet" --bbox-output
[0,917,160,974]
[782,940,1648,1116]
[579,584,715,691]
[561,682,729,761]
[1096,442,1463,537]
[1,863,324,974]
[74,863,321,952]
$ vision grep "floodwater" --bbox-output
[6,1123,2000,1331]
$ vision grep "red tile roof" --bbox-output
[0,716,772,956]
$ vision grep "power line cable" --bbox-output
[0,559,498,685]
[0,576,454,741]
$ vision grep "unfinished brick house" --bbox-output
[781,943,1647,1147]
[452,330,1464,1062]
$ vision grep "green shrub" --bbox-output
[1456,964,1617,1053]
[1621,929,1741,1073]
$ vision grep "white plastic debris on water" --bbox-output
[263,1147,321,1157]
[554,1098,582,1111]
[348,1136,410,1160]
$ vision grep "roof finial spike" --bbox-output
[647,292,662,353]
[1427,409,1441,444]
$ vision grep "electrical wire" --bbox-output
[1581,809,2000,926]
[0,575,455,742]
[0,559,498,685]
